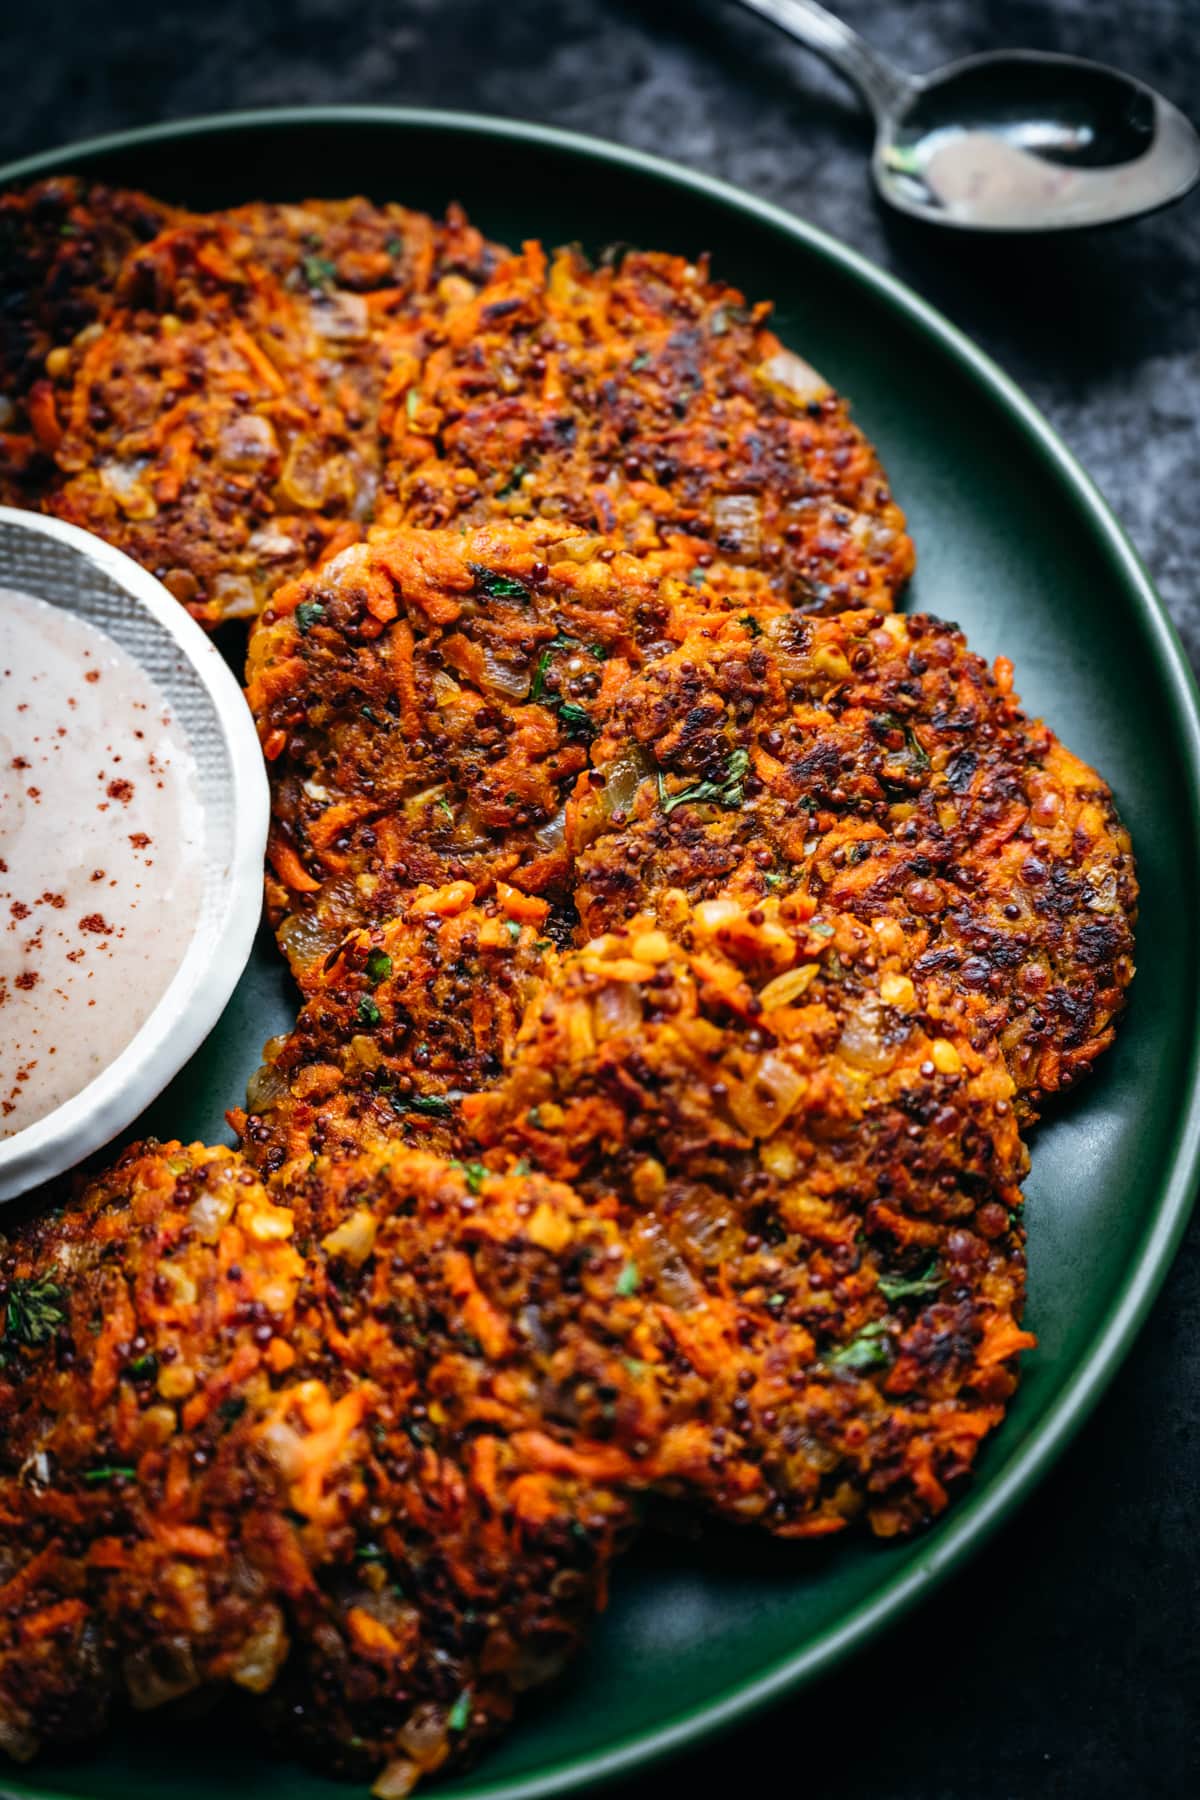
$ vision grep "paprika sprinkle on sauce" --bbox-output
[0,588,203,1136]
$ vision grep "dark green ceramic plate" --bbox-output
[2,109,1198,1800]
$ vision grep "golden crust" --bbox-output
[0,1142,632,1782]
[377,243,914,613]
[574,607,1137,1115]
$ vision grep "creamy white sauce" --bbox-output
[0,589,203,1137]
[916,129,1170,228]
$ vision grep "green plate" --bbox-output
[2,109,1199,1800]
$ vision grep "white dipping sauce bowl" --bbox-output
[0,509,267,1200]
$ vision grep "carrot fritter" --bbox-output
[0,1142,633,1786]
[18,196,503,625]
[245,519,791,987]
[234,884,560,1179]
[571,607,1137,1116]
[376,243,914,614]
[463,896,1033,1537]
[0,177,178,500]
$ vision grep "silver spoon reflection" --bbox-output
[733,0,1200,231]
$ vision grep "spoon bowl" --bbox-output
[735,0,1200,232]
[879,50,1200,231]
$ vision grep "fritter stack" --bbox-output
[0,180,1135,1795]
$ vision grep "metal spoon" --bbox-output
[733,0,1200,230]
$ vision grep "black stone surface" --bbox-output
[1,3,1197,1795]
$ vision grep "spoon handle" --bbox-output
[733,0,915,122]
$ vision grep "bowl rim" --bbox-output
[0,507,268,1200]
[1,105,1199,1800]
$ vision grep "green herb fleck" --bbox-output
[448,1691,472,1733]
[128,1352,157,1381]
[385,235,404,257]
[468,563,530,604]
[4,1279,66,1348]
[355,1542,386,1562]
[527,1106,542,1127]
[295,600,325,635]
[906,727,931,770]
[763,872,787,890]
[615,1262,640,1297]
[301,254,337,289]
[356,996,381,1029]
[710,307,730,336]
[497,463,527,497]
[657,747,750,816]
[365,949,393,985]
[878,1259,943,1303]
[686,567,708,588]
[529,648,552,704]
[391,1091,454,1119]
[405,386,421,421]
[506,919,522,942]
[435,795,455,824]
[738,613,762,637]
[218,1396,247,1426]
[826,1319,892,1374]
[511,1159,532,1177]
[459,1162,489,1195]
[631,351,651,372]
[810,920,835,939]
[82,1465,137,1486]
[555,701,595,742]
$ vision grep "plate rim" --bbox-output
[2,104,1199,1800]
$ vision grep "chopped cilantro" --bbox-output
[405,386,421,421]
[615,1262,640,1297]
[356,996,381,1028]
[738,613,762,637]
[127,1352,157,1381]
[906,727,931,770]
[448,1690,472,1732]
[354,1542,386,1562]
[506,919,522,942]
[82,1465,137,1485]
[435,795,455,824]
[497,463,527,497]
[365,949,393,985]
[631,351,651,371]
[826,1319,892,1374]
[391,1091,454,1119]
[878,1260,943,1303]
[459,1162,489,1195]
[295,600,325,635]
[301,253,337,289]
[555,701,594,742]
[3,1278,66,1347]
[467,563,530,604]
[657,747,750,816]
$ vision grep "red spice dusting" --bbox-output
[106,779,135,804]
[26,787,41,801]
[14,971,39,992]
[40,892,66,909]
[10,902,30,920]
[91,869,105,881]
[10,756,29,770]
[129,833,152,850]
[79,913,114,935]
[84,669,101,684]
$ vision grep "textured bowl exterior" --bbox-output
[0,510,268,1198]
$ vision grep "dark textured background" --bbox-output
[2,2,1198,1794]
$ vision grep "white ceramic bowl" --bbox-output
[0,508,268,1200]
